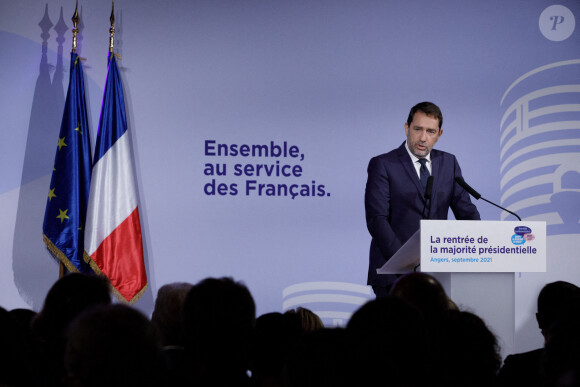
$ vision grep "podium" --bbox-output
[377,220,546,358]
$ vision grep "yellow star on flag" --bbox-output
[58,137,67,151]
[48,188,56,201]
[75,122,82,134]
[57,209,69,223]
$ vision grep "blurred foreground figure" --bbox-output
[442,310,501,387]
[152,282,193,346]
[251,312,302,387]
[284,328,352,387]
[346,296,430,387]
[182,277,256,387]
[390,272,450,324]
[151,282,193,385]
[31,273,111,386]
[64,304,163,387]
[498,280,580,387]
[284,307,324,332]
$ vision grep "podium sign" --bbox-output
[420,220,546,272]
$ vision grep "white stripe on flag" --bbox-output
[85,132,138,256]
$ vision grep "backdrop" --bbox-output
[1,0,579,358]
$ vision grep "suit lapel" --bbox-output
[396,142,424,197]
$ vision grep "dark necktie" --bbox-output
[418,158,430,191]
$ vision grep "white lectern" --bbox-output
[377,220,546,358]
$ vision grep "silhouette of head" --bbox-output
[182,277,256,372]
[284,307,324,332]
[347,296,429,386]
[390,272,450,323]
[65,304,163,387]
[536,280,580,340]
[33,273,111,340]
[442,310,501,387]
[151,282,193,346]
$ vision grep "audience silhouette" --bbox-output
[182,277,256,387]
[284,327,352,387]
[0,306,36,386]
[251,311,303,387]
[152,282,193,347]
[64,303,164,387]
[390,272,451,333]
[442,309,502,386]
[31,273,111,387]
[284,306,324,333]
[2,273,579,387]
[542,292,580,386]
[151,282,193,385]
[498,280,580,387]
[347,295,430,387]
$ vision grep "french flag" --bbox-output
[84,55,147,303]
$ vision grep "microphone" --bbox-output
[454,176,522,221]
[421,176,434,219]
[454,176,480,199]
[417,176,434,271]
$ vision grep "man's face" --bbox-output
[404,110,443,158]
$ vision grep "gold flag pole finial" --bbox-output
[109,0,115,55]
[71,0,79,53]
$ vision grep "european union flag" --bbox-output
[42,52,93,273]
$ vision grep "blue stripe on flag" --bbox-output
[94,56,127,162]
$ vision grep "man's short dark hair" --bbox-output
[182,277,256,366]
[536,280,580,331]
[406,101,443,130]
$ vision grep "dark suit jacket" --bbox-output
[365,142,480,287]
[497,348,543,387]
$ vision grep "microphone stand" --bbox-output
[417,176,434,272]
[455,177,522,221]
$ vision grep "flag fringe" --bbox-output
[42,233,80,274]
[83,251,147,305]
[127,282,148,304]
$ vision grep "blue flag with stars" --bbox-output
[42,52,93,273]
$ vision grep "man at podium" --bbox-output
[365,102,480,297]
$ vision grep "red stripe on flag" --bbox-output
[90,207,147,302]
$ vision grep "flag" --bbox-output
[84,54,147,303]
[43,52,93,273]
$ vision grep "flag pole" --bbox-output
[72,0,79,53]
[45,0,93,278]
[82,0,148,302]
[109,0,115,55]
[59,0,80,279]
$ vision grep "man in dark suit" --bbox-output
[365,102,480,297]
[497,281,580,387]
